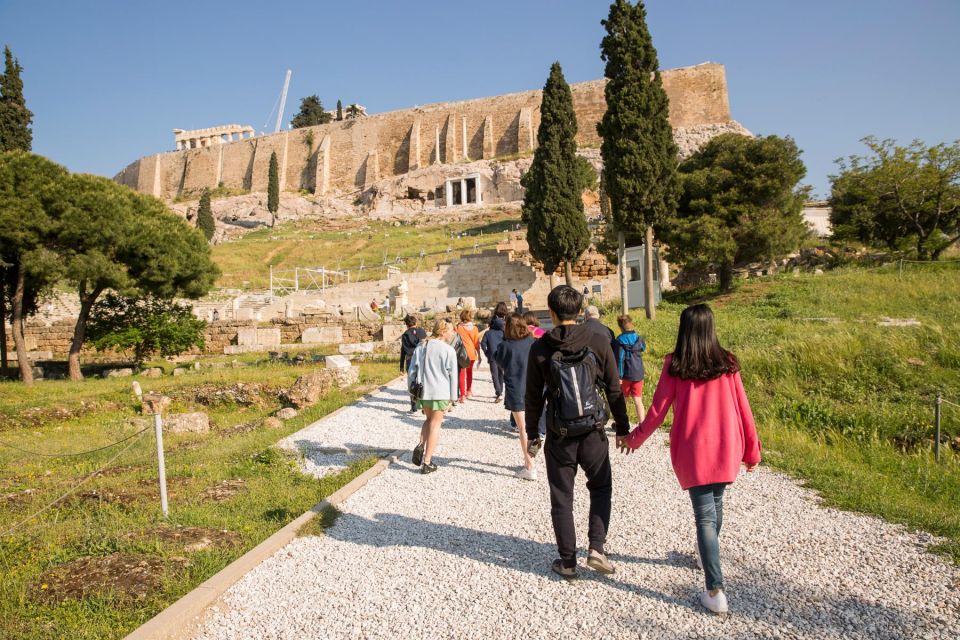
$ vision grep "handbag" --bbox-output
[408,342,426,400]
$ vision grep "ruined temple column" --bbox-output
[461,116,469,161]
[445,179,453,207]
[434,125,441,165]
[461,178,467,205]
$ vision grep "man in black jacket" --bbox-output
[399,315,427,412]
[525,286,631,579]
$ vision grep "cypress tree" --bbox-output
[0,46,33,152]
[197,189,215,241]
[521,62,590,287]
[336,99,343,121]
[597,0,678,319]
[267,151,279,227]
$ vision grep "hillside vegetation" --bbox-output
[608,262,960,560]
[212,212,520,290]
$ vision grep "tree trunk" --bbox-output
[11,266,33,384]
[0,279,7,372]
[618,232,628,316]
[548,272,555,290]
[563,261,574,288]
[68,291,98,381]
[643,225,656,321]
[719,261,734,291]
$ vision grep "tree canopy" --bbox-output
[197,189,215,241]
[830,137,960,260]
[521,62,590,284]
[55,174,219,378]
[290,95,332,128]
[597,0,678,236]
[0,46,33,152]
[0,152,66,381]
[663,133,809,290]
[87,293,206,365]
[267,151,279,226]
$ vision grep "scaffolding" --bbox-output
[269,266,351,296]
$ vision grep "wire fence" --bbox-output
[0,428,151,538]
[0,424,152,458]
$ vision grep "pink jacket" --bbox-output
[626,355,761,490]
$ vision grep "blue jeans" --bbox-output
[689,483,727,591]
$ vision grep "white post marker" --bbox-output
[154,413,169,518]
[143,394,172,518]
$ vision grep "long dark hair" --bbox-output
[493,301,509,318]
[668,304,740,380]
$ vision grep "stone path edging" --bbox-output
[123,377,406,640]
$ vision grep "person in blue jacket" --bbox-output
[481,302,508,402]
[612,314,647,421]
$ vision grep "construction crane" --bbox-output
[275,69,292,133]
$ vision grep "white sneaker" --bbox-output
[700,589,729,614]
[516,467,538,481]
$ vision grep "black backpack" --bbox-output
[547,347,607,439]
[619,339,645,381]
[451,334,471,369]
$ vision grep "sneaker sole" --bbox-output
[551,562,578,581]
[586,557,615,575]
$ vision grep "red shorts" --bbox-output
[620,380,644,397]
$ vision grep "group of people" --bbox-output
[398,285,761,614]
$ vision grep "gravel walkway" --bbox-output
[194,366,959,640]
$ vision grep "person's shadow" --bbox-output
[318,511,937,637]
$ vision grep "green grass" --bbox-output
[212,211,521,290]
[603,262,960,562]
[0,356,398,640]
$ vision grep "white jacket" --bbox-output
[408,339,459,401]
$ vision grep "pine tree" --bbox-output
[290,95,332,128]
[597,0,678,319]
[336,99,343,121]
[521,62,590,287]
[197,189,215,241]
[267,152,279,227]
[0,46,33,152]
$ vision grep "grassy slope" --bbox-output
[0,358,398,640]
[212,212,520,290]
[603,262,960,561]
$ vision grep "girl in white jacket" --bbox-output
[408,320,459,474]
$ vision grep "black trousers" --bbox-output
[489,359,505,397]
[544,428,612,564]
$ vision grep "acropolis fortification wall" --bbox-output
[114,63,732,201]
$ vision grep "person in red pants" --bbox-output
[455,309,481,402]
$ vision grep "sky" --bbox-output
[2,0,958,198]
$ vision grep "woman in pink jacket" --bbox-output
[624,303,761,615]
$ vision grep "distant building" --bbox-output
[802,201,832,237]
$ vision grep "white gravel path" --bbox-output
[194,366,960,640]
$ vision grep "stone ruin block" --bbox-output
[301,326,343,344]
[236,327,259,346]
[339,342,375,355]
[324,354,351,369]
[381,323,405,343]
[256,328,281,346]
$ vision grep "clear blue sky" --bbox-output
[2,0,958,198]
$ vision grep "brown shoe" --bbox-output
[586,549,615,575]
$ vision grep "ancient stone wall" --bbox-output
[115,63,732,201]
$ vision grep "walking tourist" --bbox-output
[612,314,646,421]
[495,313,538,480]
[583,305,615,342]
[481,308,507,402]
[408,320,459,475]
[509,289,518,310]
[524,285,630,579]
[400,314,427,412]
[522,311,546,338]
[624,303,761,614]
[515,289,525,313]
[455,309,481,402]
